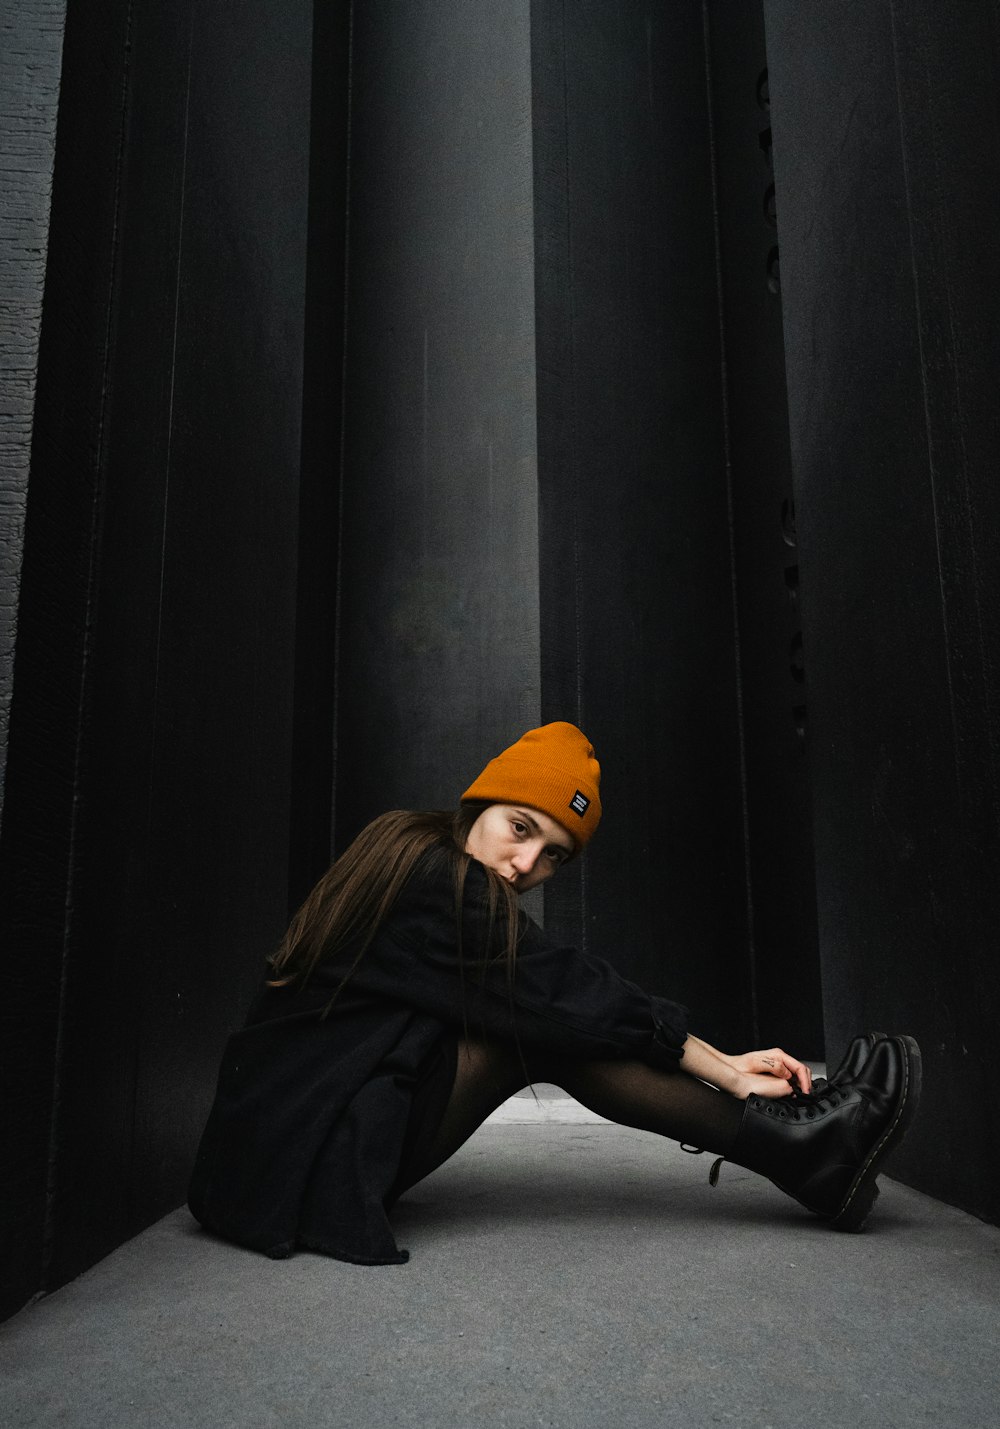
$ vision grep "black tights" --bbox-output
[394,1038,746,1197]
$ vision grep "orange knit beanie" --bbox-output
[460,721,602,848]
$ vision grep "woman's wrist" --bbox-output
[715,1062,748,1098]
[686,1033,736,1070]
[679,1037,746,1098]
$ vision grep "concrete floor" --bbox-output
[3,1102,999,1429]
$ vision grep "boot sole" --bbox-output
[828,1034,922,1231]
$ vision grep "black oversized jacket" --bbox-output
[188,848,688,1264]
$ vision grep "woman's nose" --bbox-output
[511,845,539,874]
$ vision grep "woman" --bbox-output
[188,722,920,1264]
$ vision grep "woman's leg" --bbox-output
[556,1057,745,1150]
[393,1038,744,1195]
[394,1034,921,1233]
[392,1038,530,1194]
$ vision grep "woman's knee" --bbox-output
[454,1037,538,1098]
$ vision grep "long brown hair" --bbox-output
[268,805,521,1003]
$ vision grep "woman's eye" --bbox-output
[546,847,563,863]
[511,821,528,836]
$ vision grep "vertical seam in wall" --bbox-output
[557,0,587,952]
[42,0,136,1286]
[701,1,758,1042]
[329,0,355,857]
[148,14,194,851]
[524,0,542,733]
[887,2,962,798]
[560,4,583,739]
[127,3,196,1223]
[920,20,996,804]
[981,0,1000,788]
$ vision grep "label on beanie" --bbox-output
[569,791,590,817]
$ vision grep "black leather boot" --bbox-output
[810,1030,886,1093]
[725,1035,921,1230]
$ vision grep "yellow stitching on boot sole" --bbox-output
[832,1041,912,1224]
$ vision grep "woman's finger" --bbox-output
[746,1073,794,1099]
[774,1049,811,1093]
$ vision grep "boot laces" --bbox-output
[788,1083,848,1112]
[679,1142,726,1186]
[705,1085,850,1187]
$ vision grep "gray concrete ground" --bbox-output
[3,1106,999,1429]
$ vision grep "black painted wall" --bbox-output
[532,1,753,1048]
[706,2,823,1053]
[0,0,344,1318]
[764,0,1000,1222]
[335,0,764,1047]
[1,0,135,1326]
[334,0,542,840]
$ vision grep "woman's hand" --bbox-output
[729,1048,812,1097]
[679,1036,813,1100]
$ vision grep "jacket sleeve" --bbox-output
[329,853,688,1068]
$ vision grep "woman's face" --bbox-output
[465,804,575,894]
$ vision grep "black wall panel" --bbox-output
[334,0,542,843]
[0,0,134,1326]
[1,0,326,1312]
[706,2,823,1054]
[47,0,314,1288]
[765,0,1000,1219]
[532,1,752,1046]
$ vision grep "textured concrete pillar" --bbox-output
[0,0,66,817]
